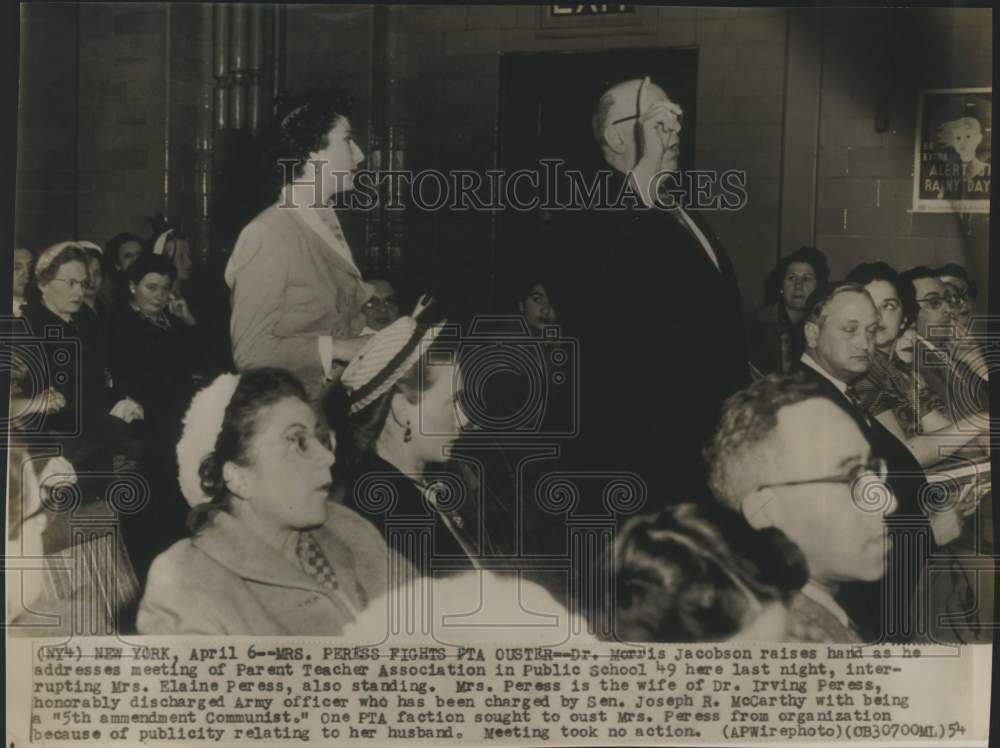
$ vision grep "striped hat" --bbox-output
[151,229,175,256]
[341,316,445,414]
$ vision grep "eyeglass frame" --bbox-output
[756,456,889,502]
[47,277,87,291]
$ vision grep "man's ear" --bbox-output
[742,487,778,530]
[803,320,820,350]
[222,461,248,499]
[128,282,137,296]
[603,124,627,155]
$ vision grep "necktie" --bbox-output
[296,532,340,594]
[845,386,873,427]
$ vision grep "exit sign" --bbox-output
[550,5,635,17]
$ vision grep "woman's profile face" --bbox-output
[403,363,469,464]
[314,117,365,197]
[781,262,817,312]
[117,240,142,271]
[131,272,172,317]
[864,279,904,350]
[236,397,336,532]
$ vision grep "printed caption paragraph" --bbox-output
[11,640,991,746]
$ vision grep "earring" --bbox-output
[403,421,413,443]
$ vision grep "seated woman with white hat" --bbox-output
[137,368,411,635]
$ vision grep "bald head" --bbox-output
[593,78,679,176]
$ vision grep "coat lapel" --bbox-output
[193,512,326,594]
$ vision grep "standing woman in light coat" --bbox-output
[137,368,412,635]
[225,88,373,402]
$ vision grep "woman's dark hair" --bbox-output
[269,88,354,185]
[763,246,830,306]
[105,232,146,269]
[126,252,178,286]
[512,271,559,314]
[936,262,978,300]
[845,260,918,328]
[188,368,309,533]
[332,331,457,476]
[35,245,89,286]
[608,502,808,642]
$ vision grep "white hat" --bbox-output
[176,373,241,507]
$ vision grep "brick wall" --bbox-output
[16,4,79,247]
[17,3,206,253]
[812,7,991,303]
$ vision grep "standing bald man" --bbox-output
[566,78,748,506]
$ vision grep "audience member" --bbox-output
[707,374,898,642]
[936,262,977,336]
[226,88,372,402]
[795,283,928,641]
[846,262,988,463]
[102,231,145,309]
[900,266,989,418]
[609,501,807,642]
[361,278,401,333]
[337,316,511,574]
[749,246,829,375]
[109,253,201,577]
[138,369,411,634]
[18,243,143,472]
[12,246,33,317]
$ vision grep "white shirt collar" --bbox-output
[281,187,361,276]
[801,352,849,396]
[801,581,852,629]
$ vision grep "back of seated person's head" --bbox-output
[609,502,807,642]
[342,570,596,646]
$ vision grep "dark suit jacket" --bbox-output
[556,186,748,507]
[796,362,930,642]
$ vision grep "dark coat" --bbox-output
[18,302,114,469]
[108,305,197,427]
[344,453,485,575]
[795,362,930,642]
[556,190,749,506]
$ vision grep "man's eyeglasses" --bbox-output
[758,457,891,511]
[944,291,970,308]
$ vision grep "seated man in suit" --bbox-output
[705,374,898,642]
[795,282,930,641]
